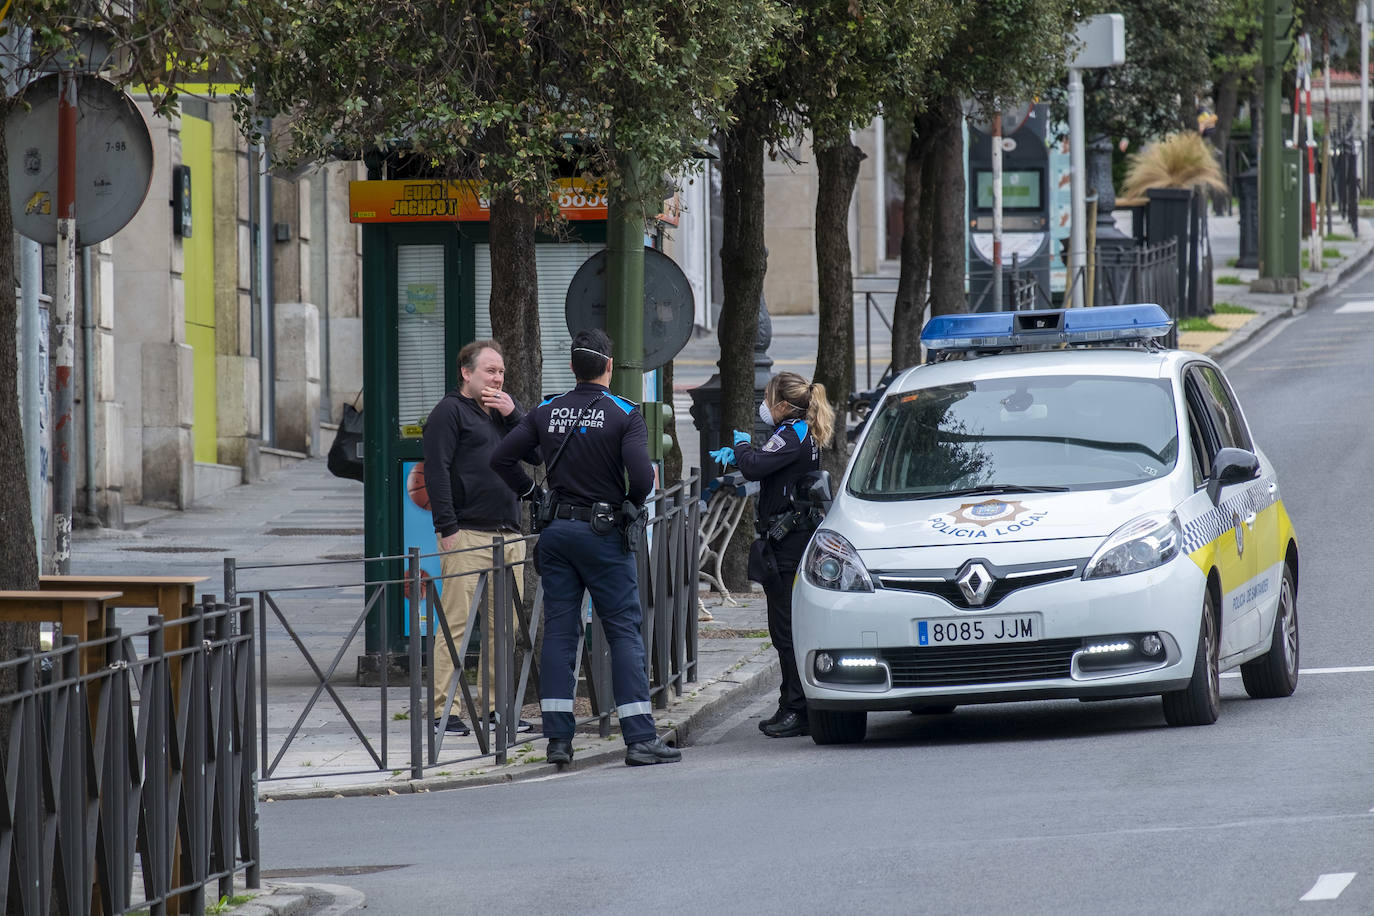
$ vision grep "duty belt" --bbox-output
[554,504,595,521]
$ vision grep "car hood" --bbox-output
[834,479,1179,552]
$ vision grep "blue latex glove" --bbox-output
[709,446,736,468]
[732,429,752,447]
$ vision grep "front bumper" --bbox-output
[793,557,1205,711]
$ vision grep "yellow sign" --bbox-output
[349,178,608,223]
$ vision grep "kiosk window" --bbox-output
[975,170,1042,211]
[396,244,447,428]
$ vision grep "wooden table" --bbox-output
[0,589,123,675]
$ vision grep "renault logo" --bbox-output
[957,562,995,606]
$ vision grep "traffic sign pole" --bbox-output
[53,69,77,573]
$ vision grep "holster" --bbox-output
[532,490,558,533]
[747,538,782,590]
[617,501,648,553]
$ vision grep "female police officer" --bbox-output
[713,371,834,739]
[490,329,681,768]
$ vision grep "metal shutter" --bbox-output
[474,241,604,400]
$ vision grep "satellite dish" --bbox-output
[6,73,155,246]
[968,101,1034,136]
[565,248,695,372]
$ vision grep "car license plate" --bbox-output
[916,615,1040,646]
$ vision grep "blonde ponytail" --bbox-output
[766,372,836,449]
[805,382,835,448]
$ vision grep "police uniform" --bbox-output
[735,418,820,717]
[490,381,658,746]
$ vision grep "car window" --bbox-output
[1192,364,1252,451]
[848,374,1179,499]
[1183,377,1214,488]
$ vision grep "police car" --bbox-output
[794,304,1299,744]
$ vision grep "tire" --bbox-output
[1241,563,1299,699]
[1162,589,1221,727]
[809,708,867,745]
[910,704,957,715]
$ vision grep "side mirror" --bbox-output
[1206,447,1260,505]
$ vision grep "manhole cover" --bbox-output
[266,528,365,536]
[320,552,363,560]
[260,865,406,878]
[118,545,226,553]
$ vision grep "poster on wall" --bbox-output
[402,460,444,636]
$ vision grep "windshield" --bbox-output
[848,374,1179,500]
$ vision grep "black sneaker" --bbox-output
[486,712,535,734]
[625,736,682,766]
[433,716,471,736]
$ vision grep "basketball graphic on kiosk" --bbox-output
[408,462,431,512]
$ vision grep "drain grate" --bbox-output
[266,527,364,536]
[119,545,226,553]
[261,865,406,878]
[320,552,364,560]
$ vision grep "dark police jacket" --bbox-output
[735,419,820,524]
[491,382,654,508]
[422,390,532,537]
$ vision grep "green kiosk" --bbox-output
[348,169,670,679]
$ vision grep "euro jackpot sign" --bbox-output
[349,178,608,223]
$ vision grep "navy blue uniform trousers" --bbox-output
[536,518,656,744]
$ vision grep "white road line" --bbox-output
[1335,301,1374,313]
[1300,873,1356,901]
[1222,665,1374,679]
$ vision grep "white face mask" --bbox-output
[758,400,774,426]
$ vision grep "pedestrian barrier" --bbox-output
[0,598,260,915]
[227,474,704,782]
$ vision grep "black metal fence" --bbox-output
[0,599,259,915]
[228,474,703,782]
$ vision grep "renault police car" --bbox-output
[795,304,1299,744]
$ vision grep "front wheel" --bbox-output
[1162,589,1221,727]
[1241,563,1299,699]
[809,708,867,745]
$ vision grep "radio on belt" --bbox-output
[921,303,1173,356]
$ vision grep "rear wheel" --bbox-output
[809,708,867,745]
[1162,589,1221,727]
[1241,563,1299,699]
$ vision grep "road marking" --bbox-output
[1335,300,1374,313]
[1300,873,1356,901]
[1222,665,1374,679]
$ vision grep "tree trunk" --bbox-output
[892,118,938,370]
[717,95,766,590]
[0,103,42,737]
[929,93,967,316]
[1214,71,1240,157]
[813,140,864,484]
[487,191,542,412]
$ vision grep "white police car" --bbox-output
[794,304,1299,744]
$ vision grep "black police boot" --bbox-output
[624,736,682,766]
[758,705,786,733]
[762,710,809,738]
[547,738,573,766]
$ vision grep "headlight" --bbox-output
[804,529,874,592]
[1083,512,1181,580]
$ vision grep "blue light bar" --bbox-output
[921,304,1173,352]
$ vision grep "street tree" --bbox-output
[890,0,1074,369]
[1207,0,1261,166]
[0,1,267,701]
[802,0,953,478]
[242,0,779,413]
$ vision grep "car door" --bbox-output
[1184,364,1263,659]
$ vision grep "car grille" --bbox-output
[881,639,1080,688]
[877,565,1079,609]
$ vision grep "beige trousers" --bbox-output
[432,529,527,721]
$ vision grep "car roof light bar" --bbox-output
[920,304,1173,353]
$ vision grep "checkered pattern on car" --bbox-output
[1180,475,1277,555]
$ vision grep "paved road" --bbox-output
[260,267,1374,915]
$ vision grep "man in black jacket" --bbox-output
[422,339,534,737]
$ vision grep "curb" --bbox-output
[260,641,780,802]
[226,882,366,916]
[1210,234,1374,362]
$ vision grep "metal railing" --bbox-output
[0,599,259,915]
[227,474,703,782]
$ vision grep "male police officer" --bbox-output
[490,329,681,767]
